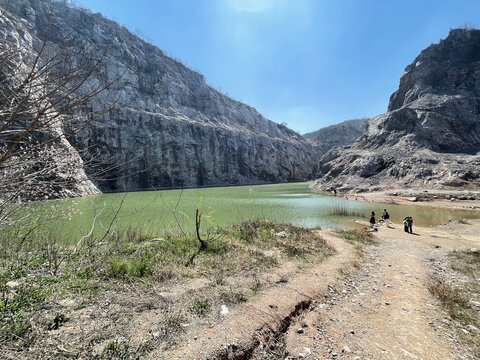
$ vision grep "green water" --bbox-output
[45,182,479,241]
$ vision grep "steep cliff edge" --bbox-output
[303,118,368,156]
[0,0,320,194]
[312,28,480,192]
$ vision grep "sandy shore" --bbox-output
[341,189,480,211]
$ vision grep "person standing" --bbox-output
[403,217,409,232]
[407,216,413,233]
[369,211,376,229]
[384,210,392,228]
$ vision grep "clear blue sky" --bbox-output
[75,0,480,134]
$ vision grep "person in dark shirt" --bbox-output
[403,217,409,232]
[407,216,413,233]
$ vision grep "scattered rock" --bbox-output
[6,281,19,288]
[297,327,304,334]
[275,231,287,238]
[298,347,311,358]
[220,305,229,316]
[408,197,418,202]
[342,345,351,353]
[466,324,479,332]
[470,300,480,307]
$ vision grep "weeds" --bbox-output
[0,218,334,356]
[334,229,376,245]
[428,250,480,357]
[221,290,248,304]
[47,313,69,330]
[190,299,211,317]
[328,201,366,218]
[101,340,134,359]
[0,283,51,347]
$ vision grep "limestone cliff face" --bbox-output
[313,29,480,192]
[303,119,368,156]
[0,0,319,194]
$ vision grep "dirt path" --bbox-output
[284,222,480,360]
[154,220,480,359]
[153,232,357,359]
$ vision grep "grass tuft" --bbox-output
[334,229,376,245]
[428,250,480,357]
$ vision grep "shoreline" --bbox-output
[339,189,480,211]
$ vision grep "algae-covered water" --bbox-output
[43,182,479,241]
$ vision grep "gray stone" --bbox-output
[312,28,480,192]
[303,118,368,156]
[0,0,320,197]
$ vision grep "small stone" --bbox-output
[297,327,304,334]
[342,345,351,353]
[466,325,479,332]
[6,281,19,288]
[298,346,311,358]
[470,248,479,253]
[470,300,480,307]
[193,335,198,340]
[220,305,229,316]
[461,328,470,335]
[152,332,160,338]
[275,231,286,238]
[350,330,355,334]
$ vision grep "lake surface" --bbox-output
[47,182,479,240]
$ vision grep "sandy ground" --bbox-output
[158,218,480,359]
[341,189,480,211]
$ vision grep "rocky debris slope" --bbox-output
[303,118,368,156]
[0,0,320,194]
[312,28,480,193]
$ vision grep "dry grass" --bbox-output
[428,250,480,357]
[0,219,334,358]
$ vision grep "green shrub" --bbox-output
[106,256,153,278]
[190,299,210,317]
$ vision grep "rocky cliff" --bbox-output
[312,28,480,192]
[303,118,368,156]
[0,0,320,195]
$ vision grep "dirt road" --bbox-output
[159,221,480,359]
[285,222,479,359]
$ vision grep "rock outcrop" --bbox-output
[303,118,368,156]
[312,28,480,192]
[0,0,320,195]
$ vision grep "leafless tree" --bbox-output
[0,8,122,226]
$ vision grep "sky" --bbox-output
[75,0,480,134]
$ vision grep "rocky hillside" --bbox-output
[0,0,320,195]
[312,28,480,192]
[303,118,368,156]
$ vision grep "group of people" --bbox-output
[368,209,414,233]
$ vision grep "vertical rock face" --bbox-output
[312,28,480,192]
[0,0,320,194]
[303,118,368,156]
